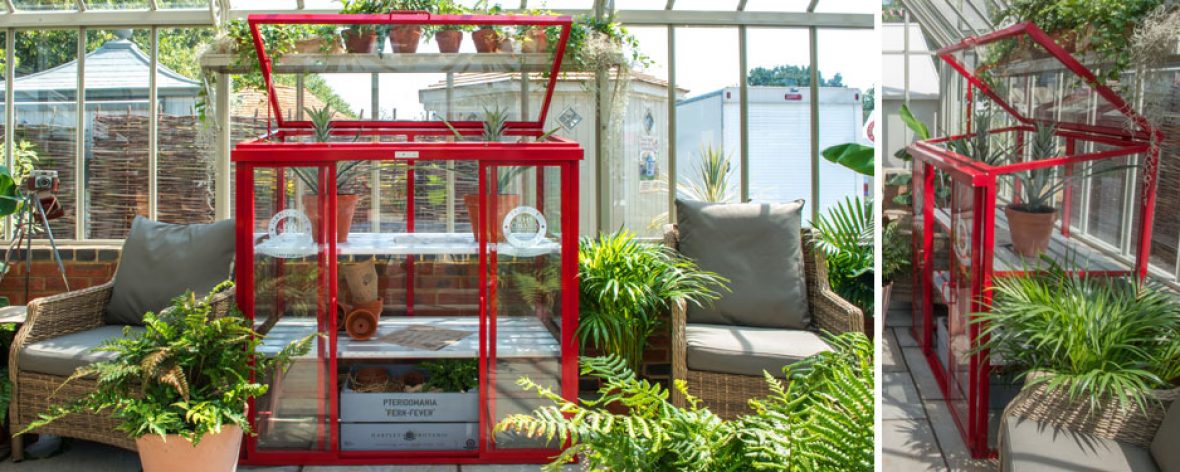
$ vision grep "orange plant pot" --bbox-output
[1005,206,1057,257]
[435,29,463,53]
[390,24,422,53]
[135,425,242,472]
[463,193,520,243]
[303,194,360,244]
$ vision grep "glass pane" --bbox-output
[12,0,77,11]
[85,29,151,239]
[157,0,208,8]
[746,28,816,206]
[14,29,78,240]
[253,166,332,453]
[814,28,875,214]
[814,0,879,14]
[86,0,150,9]
[674,27,739,207]
[487,164,565,451]
[745,0,810,12]
[158,27,216,225]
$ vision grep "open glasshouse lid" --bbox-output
[938,22,1154,139]
[247,12,572,131]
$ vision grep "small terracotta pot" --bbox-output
[1005,206,1057,257]
[473,28,500,53]
[345,298,383,340]
[390,24,422,53]
[520,28,548,53]
[435,29,463,53]
[302,194,360,243]
[136,425,242,472]
[463,193,521,243]
[343,29,377,53]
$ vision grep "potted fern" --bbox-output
[21,282,316,472]
[292,104,366,243]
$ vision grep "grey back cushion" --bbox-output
[675,199,810,329]
[1153,398,1180,472]
[104,217,235,325]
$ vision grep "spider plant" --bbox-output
[974,267,1180,412]
[679,144,735,203]
[810,196,874,314]
[578,230,727,373]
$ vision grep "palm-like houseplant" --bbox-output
[811,196,874,318]
[577,230,727,374]
[495,332,874,472]
[289,104,367,243]
[974,266,1180,425]
[22,282,316,472]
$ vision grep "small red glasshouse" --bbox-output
[908,22,1162,458]
[232,12,582,465]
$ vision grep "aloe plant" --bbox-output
[948,107,1010,167]
[1009,123,1135,213]
[306,104,334,143]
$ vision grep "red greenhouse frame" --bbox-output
[232,13,582,466]
[908,22,1162,458]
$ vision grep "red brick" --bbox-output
[65,263,113,278]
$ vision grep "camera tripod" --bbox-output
[2,190,69,302]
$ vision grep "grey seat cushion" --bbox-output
[685,324,830,377]
[675,199,810,329]
[18,325,145,377]
[105,216,235,325]
[1002,416,1158,472]
[1152,399,1180,472]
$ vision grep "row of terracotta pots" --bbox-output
[302,192,520,244]
[331,26,547,54]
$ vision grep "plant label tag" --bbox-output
[395,151,419,159]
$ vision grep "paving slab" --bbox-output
[882,329,907,373]
[902,347,944,401]
[883,372,927,420]
[0,439,139,472]
[886,307,913,328]
[924,400,998,472]
[893,326,919,347]
[305,467,459,472]
[882,418,946,472]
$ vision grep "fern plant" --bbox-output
[420,359,479,393]
[810,196,874,314]
[578,230,727,373]
[22,281,317,444]
[495,332,874,472]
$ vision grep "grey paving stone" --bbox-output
[882,418,947,472]
[305,466,458,472]
[893,326,919,347]
[240,467,302,472]
[0,439,139,471]
[886,307,913,328]
[902,347,945,401]
[883,329,907,372]
[924,400,998,472]
[460,465,554,471]
[883,372,927,420]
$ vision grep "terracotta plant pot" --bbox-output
[345,297,383,340]
[520,28,548,53]
[302,194,360,244]
[435,29,463,53]
[1005,206,1057,257]
[463,193,521,243]
[497,37,514,53]
[342,29,377,53]
[472,28,500,53]
[294,37,343,54]
[390,24,422,53]
[136,425,242,472]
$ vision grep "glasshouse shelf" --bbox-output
[253,232,561,258]
[931,208,1127,273]
[201,52,555,75]
[258,317,561,360]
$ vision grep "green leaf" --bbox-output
[821,143,875,177]
[899,104,929,140]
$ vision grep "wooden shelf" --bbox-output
[201,52,554,75]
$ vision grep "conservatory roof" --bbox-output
[0,36,198,95]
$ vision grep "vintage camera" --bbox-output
[26,170,59,192]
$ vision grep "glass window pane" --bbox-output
[86,0,150,9]
[674,0,739,10]
[14,29,78,240]
[814,28,875,215]
[158,0,209,8]
[85,29,151,239]
[744,0,809,12]
[745,28,817,206]
[12,0,77,11]
[674,27,739,209]
[813,0,878,14]
[159,27,216,226]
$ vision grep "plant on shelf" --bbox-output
[973,265,1180,417]
[420,359,479,393]
[578,230,727,374]
[495,332,874,471]
[556,14,651,71]
[340,0,389,53]
[424,0,472,53]
[811,196,874,317]
[472,1,510,53]
[388,0,435,53]
[288,104,367,243]
[513,8,556,54]
[21,282,317,472]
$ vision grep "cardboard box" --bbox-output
[340,384,479,423]
[340,422,479,451]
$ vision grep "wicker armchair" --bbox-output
[8,283,234,460]
[665,224,863,419]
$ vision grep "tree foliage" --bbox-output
[747,64,844,87]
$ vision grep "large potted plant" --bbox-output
[974,267,1180,446]
[292,104,366,243]
[340,0,387,53]
[424,0,471,53]
[21,282,316,472]
[577,230,726,374]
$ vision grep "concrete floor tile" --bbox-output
[902,347,945,401]
[460,465,551,471]
[886,308,913,328]
[882,418,947,472]
[893,326,919,347]
[305,466,458,472]
[883,372,927,420]
[924,401,998,472]
[883,329,907,372]
[240,467,301,472]
[0,439,139,472]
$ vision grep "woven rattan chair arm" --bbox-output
[669,298,688,407]
[811,286,865,335]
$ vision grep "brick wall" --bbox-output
[0,248,120,305]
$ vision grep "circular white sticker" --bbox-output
[502,206,547,249]
[260,209,317,259]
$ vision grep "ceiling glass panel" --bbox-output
[814,0,878,14]
[534,0,595,9]
[615,0,666,10]
[744,0,809,11]
[13,0,77,11]
[674,0,739,9]
[87,0,151,9]
[302,0,342,9]
[158,0,209,8]
[230,0,297,10]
